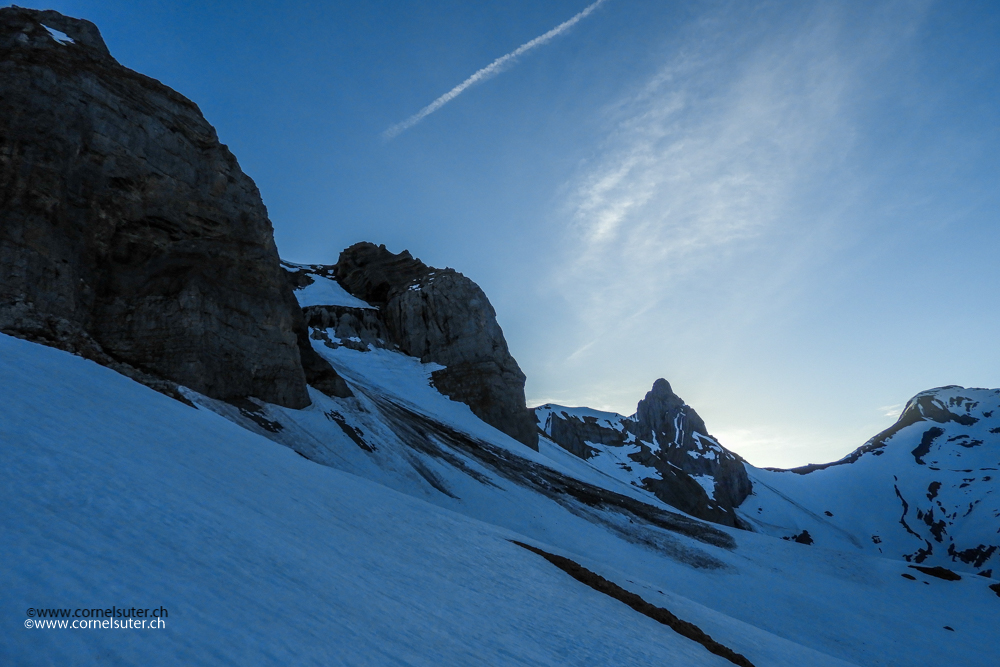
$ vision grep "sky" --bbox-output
[16,0,1000,468]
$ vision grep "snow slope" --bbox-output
[283,261,376,309]
[1,335,741,666]
[5,334,998,665]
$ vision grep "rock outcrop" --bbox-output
[324,242,538,449]
[631,379,752,519]
[536,379,752,528]
[0,7,347,406]
[283,260,392,353]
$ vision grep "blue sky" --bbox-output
[20,0,1000,467]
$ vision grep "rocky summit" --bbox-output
[0,6,349,407]
[632,379,753,518]
[536,379,752,528]
[285,243,538,449]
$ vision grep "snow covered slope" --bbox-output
[281,260,376,310]
[7,334,1000,666]
[1,336,742,666]
[740,386,1000,576]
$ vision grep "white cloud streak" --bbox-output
[531,2,932,467]
[556,7,862,332]
[383,0,608,141]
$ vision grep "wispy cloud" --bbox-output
[555,3,936,340]
[559,11,858,327]
[383,0,608,141]
[879,404,903,418]
[534,4,923,383]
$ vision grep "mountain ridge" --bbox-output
[3,9,999,665]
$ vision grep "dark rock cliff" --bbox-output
[0,7,347,406]
[537,379,752,528]
[630,379,752,522]
[326,242,538,449]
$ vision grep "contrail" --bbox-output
[382,0,609,141]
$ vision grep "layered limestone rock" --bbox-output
[312,242,538,449]
[536,379,752,528]
[0,7,347,405]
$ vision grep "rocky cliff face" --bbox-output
[0,7,346,406]
[632,379,752,519]
[536,379,752,527]
[287,243,538,449]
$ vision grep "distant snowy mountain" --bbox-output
[741,386,1000,576]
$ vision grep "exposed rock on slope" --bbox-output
[283,260,391,354]
[0,7,346,406]
[536,379,752,528]
[284,244,538,449]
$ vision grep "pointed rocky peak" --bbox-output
[536,380,752,528]
[627,379,751,520]
[632,378,711,449]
